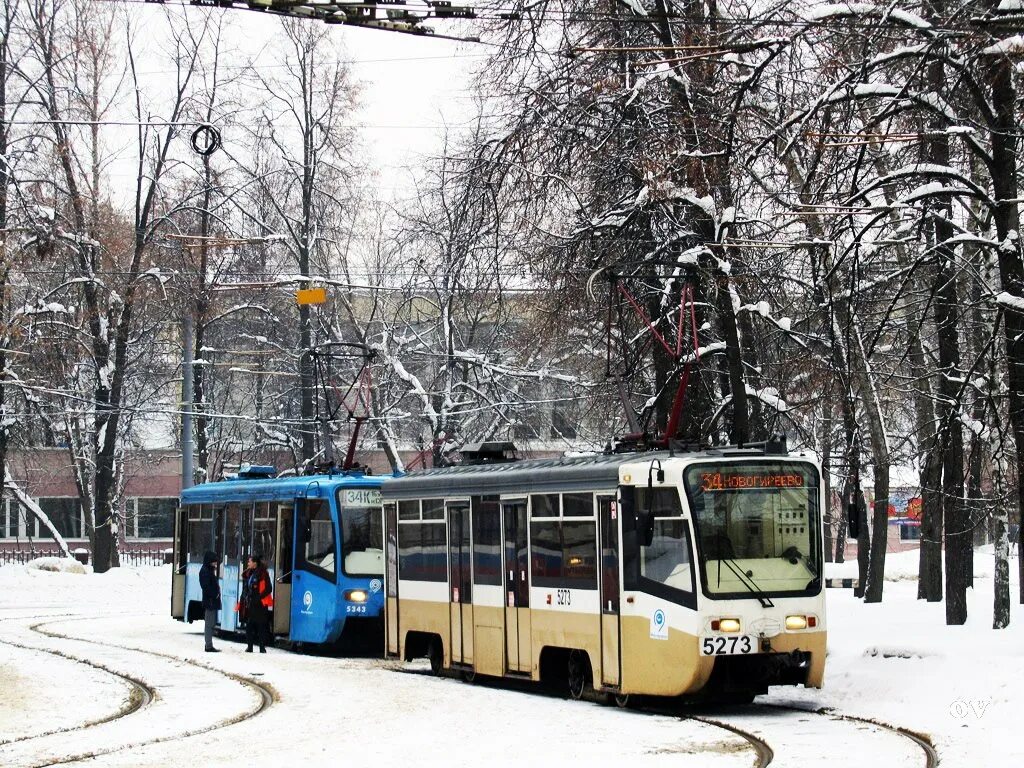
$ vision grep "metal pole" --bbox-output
[182,313,194,490]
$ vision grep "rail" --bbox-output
[0,548,170,567]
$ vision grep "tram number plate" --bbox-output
[700,635,757,656]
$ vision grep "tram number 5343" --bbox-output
[700,635,755,656]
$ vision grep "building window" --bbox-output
[38,498,83,539]
[137,498,177,538]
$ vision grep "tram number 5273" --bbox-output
[556,589,571,606]
[700,635,755,656]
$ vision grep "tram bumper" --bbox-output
[705,631,826,696]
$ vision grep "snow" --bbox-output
[803,548,1024,765]
[24,556,89,574]
[983,35,1024,56]
[1,552,1023,765]
[802,3,932,29]
[997,291,1024,313]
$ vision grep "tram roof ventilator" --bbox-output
[231,464,277,480]
[459,441,519,465]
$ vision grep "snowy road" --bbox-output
[2,562,1011,766]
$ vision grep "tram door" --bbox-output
[171,505,186,619]
[447,501,473,665]
[502,499,531,674]
[598,494,621,687]
[273,504,293,636]
[383,502,399,657]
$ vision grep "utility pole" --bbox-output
[182,312,194,491]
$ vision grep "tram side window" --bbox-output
[187,506,214,563]
[530,520,562,587]
[642,519,694,593]
[299,500,336,581]
[472,496,502,586]
[634,487,695,608]
[225,504,242,562]
[397,521,447,582]
[562,521,597,587]
[252,504,277,564]
[530,520,597,589]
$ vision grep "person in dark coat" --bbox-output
[199,550,222,653]
[240,554,273,653]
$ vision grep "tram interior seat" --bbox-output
[345,548,383,573]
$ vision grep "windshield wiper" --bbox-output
[718,557,775,608]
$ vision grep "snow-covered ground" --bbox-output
[0,551,1020,766]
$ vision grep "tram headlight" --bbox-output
[785,615,808,630]
[713,618,741,633]
[345,589,368,603]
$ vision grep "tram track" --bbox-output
[392,662,935,767]
[760,703,939,767]
[0,612,276,768]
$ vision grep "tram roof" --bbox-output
[382,448,775,499]
[180,471,386,504]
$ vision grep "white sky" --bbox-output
[92,6,485,207]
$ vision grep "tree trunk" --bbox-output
[985,53,1024,605]
[822,407,834,563]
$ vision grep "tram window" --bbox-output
[188,518,213,563]
[635,487,684,517]
[530,520,562,586]
[421,499,444,520]
[341,506,384,576]
[399,500,420,521]
[531,519,598,589]
[252,517,276,563]
[385,503,398,596]
[562,521,597,587]
[225,504,243,561]
[397,521,447,582]
[530,494,559,518]
[298,500,336,581]
[641,519,694,594]
[472,496,502,586]
[562,493,593,517]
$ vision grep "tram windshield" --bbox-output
[337,488,385,576]
[684,462,821,598]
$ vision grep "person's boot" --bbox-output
[259,646,266,653]
[245,645,253,653]
[206,647,220,653]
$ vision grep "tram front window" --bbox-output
[340,506,384,576]
[684,463,821,598]
[302,500,336,577]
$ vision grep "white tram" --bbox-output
[382,440,826,702]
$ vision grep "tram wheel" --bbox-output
[462,669,477,683]
[614,693,631,709]
[567,650,590,700]
[427,638,443,676]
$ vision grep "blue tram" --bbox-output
[171,465,389,646]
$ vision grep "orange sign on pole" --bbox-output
[296,287,327,305]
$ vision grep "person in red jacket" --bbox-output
[240,554,274,653]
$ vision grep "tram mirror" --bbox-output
[846,502,860,539]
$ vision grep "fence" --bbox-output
[0,547,171,567]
